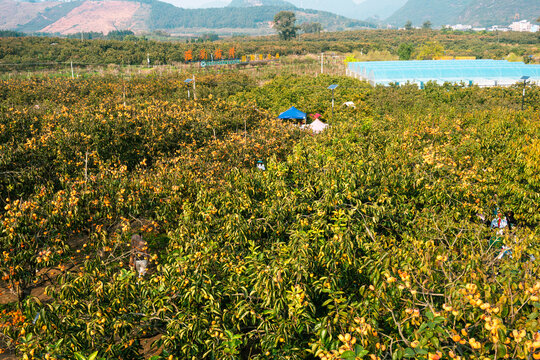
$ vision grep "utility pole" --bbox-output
[332,89,334,116]
[70,61,74,79]
[328,84,338,117]
[321,52,324,74]
[193,74,196,100]
[521,76,529,110]
[84,151,88,189]
[147,53,150,67]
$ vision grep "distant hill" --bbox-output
[150,1,373,31]
[17,1,83,32]
[386,0,540,27]
[0,0,374,35]
[455,0,540,27]
[355,0,407,20]
[285,0,406,20]
[0,0,58,30]
[386,0,474,26]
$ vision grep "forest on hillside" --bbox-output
[148,2,370,30]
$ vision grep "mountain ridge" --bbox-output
[0,0,374,34]
[285,0,406,20]
[386,0,540,27]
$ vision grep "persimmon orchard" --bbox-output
[0,69,539,360]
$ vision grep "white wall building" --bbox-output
[509,20,539,32]
[451,24,472,31]
[490,25,510,32]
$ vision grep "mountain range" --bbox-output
[285,0,407,21]
[0,0,374,35]
[225,0,539,26]
[158,0,538,26]
[0,0,537,35]
[387,0,540,27]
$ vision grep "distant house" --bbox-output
[450,24,472,31]
[509,20,538,32]
[489,25,510,32]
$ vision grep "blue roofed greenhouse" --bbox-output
[347,59,540,87]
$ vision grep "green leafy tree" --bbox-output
[422,20,432,29]
[416,41,444,59]
[274,11,299,40]
[0,30,26,38]
[397,43,414,60]
[107,30,135,40]
[440,25,451,33]
[404,20,413,30]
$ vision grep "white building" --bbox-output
[509,20,538,32]
[490,25,510,32]
[451,24,472,31]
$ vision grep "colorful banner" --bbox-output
[183,46,280,65]
[201,60,242,67]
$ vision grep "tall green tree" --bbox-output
[416,41,444,59]
[404,20,413,30]
[397,43,414,60]
[422,20,432,29]
[274,11,299,40]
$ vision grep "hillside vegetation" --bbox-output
[148,2,369,31]
[286,0,407,21]
[0,0,371,35]
[387,0,540,27]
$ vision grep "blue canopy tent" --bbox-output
[278,106,306,120]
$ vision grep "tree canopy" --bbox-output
[397,42,414,60]
[274,11,299,40]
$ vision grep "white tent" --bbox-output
[307,119,329,134]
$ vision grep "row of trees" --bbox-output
[404,20,433,30]
[1,29,537,69]
[274,11,323,40]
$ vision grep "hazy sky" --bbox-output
[163,0,228,7]
[163,0,363,8]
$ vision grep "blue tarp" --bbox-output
[278,106,306,120]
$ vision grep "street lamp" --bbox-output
[520,75,529,111]
[328,84,339,117]
[184,78,193,99]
